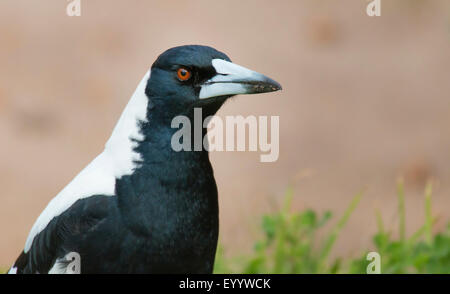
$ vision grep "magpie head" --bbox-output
[146,45,282,118]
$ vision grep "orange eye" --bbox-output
[177,68,191,81]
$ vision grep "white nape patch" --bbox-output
[8,267,17,274]
[24,71,151,253]
[199,59,257,99]
[104,70,151,176]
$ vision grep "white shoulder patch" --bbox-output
[24,71,151,253]
[8,267,17,274]
[48,260,66,274]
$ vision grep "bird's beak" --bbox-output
[199,59,282,99]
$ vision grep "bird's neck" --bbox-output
[105,69,221,232]
[103,69,225,178]
[117,124,219,243]
[113,100,219,240]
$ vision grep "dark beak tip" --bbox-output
[268,78,282,92]
[251,81,282,94]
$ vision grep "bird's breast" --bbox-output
[113,151,219,273]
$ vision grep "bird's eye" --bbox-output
[177,67,192,82]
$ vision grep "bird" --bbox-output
[8,45,282,274]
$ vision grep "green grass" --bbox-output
[214,181,450,274]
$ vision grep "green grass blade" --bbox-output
[407,216,437,246]
[375,208,384,234]
[273,186,294,273]
[282,186,294,214]
[397,178,406,241]
[424,181,433,245]
[318,190,364,270]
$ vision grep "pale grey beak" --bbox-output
[199,59,282,99]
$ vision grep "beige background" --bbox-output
[1,0,449,266]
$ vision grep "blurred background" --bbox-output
[1,0,449,269]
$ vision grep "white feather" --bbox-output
[24,71,151,253]
[48,261,66,274]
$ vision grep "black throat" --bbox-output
[114,96,226,273]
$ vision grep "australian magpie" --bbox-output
[8,45,282,274]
